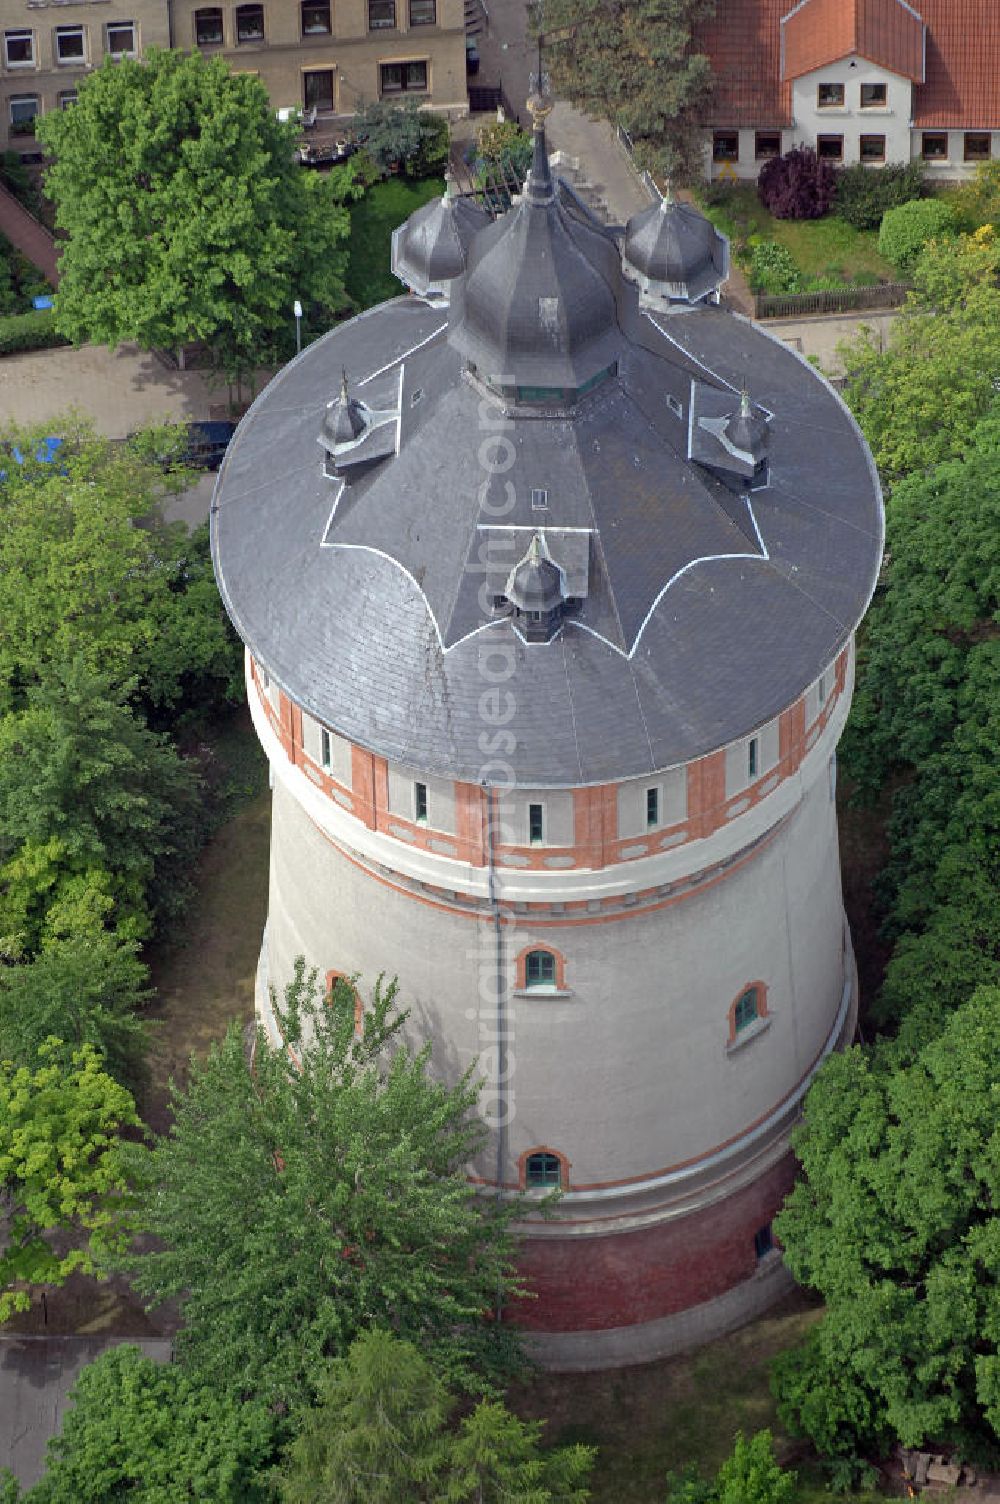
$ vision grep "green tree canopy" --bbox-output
[533,0,717,183]
[840,410,1000,1051]
[0,420,241,716]
[279,1328,595,1504]
[665,1431,795,1504]
[840,227,1000,483]
[38,49,353,373]
[0,1039,139,1319]
[122,965,524,1408]
[773,987,1000,1465]
[20,1346,276,1503]
[0,661,202,950]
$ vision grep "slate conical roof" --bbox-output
[321,370,367,449]
[391,174,490,299]
[448,109,622,391]
[724,387,769,462]
[506,533,563,613]
[623,188,729,305]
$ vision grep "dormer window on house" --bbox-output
[817,82,844,108]
[860,82,887,107]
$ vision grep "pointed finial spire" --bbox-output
[341,367,350,403]
[663,177,674,206]
[740,383,751,419]
[528,531,543,561]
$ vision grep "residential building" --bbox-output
[697,0,1000,178]
[1,0,467,157]
[211,100,883,1365]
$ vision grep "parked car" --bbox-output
[183,420,237,471]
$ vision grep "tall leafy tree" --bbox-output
[665,1431,795,1504]
[0,1040,139,1320]
[0,420,241,716]
[841,227,1000,483]
[533,0,717,183]
[840,410,1000,1052]
[123,965,524,1408]
[279,1328,595,1504]
[19,1346,276,1503]
[38,49,352,375]
[773,987,1000,1466]
[0,661,202,950]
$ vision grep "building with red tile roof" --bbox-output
[694,0,1000,178]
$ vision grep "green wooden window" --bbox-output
[414,782,428,824]
[525,1151,562,1187]
[734,987,760,1034]
[529,803,543,844]
[748,737,758,779]
[646,787,659,828]
[525,950,556,989]
[754,1223,773,1259]
[320,730,332,770]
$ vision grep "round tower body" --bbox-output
[212,135,882,1367]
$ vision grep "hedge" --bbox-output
[0,307,69,355]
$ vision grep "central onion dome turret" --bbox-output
[622,185,729,308]
[391,171,490,302]
[448,86,623,395]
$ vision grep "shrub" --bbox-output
[878,197,955,272]
[476,118,533,182]
[748,239,800,294]
[758,147,837,220]
[0,307,68,355]
[950,158,1000,231]
[835,160,924,230]
[354,100,449,178]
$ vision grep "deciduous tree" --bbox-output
[0,1040,139,1319]
[123,965,524,1408]
[38,49,352,375]
[773,988,1000,1465]
[533,0,717,183]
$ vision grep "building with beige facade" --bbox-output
[0,0,466,155]
[211,105,884,1367]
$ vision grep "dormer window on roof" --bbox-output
[504,532,567,643]
[318,370,399,479]
[689,384,770,491]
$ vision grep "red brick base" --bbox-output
[511,1153,797,1332]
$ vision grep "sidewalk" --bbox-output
[0,341,240,438]
[0,183,59,286]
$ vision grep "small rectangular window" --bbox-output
[754,131,780,160]
[712,130,738,162]
[734,986,760,1034]
[817,673,827,705]
[414,781,428,824]
[54,26,86,62]
[666,394,683,417]
[304,68,334,111]
[860,134,885,163]
[817,82,844,108]
[816,134,844,161]
[859,82,887,108]
[922,132,948,161]
[528,803,543,845]
[748,737,758,780]
[57,89,78,108]
[4,30,35,67]
[530,487,548,511]
[409,0,436,22]
[369,0,396,27]
[235,4,264,42]
[194,7,224,45]
[754,1223,774,1260]
[320,729,332,770]
[106,21,137,56]
[380,58,426,93]
[965,132,991,162]
[646,787,659,828]
[8,94,39,130]
[301,0,331,33]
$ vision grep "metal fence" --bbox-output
[754,281,911,320]
[613,125,659,205]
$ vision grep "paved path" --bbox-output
[761,309,897,375]
[0,1335,171,1489]
[0,341,243,438]
[0,183,59,286]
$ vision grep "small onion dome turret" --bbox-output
[321,369,367,449]
[448,96,623,396]
[622,186,729,308]
[724,387,769,466]
[504,532,565,642]
[391,172,490,302]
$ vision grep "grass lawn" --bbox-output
[697,185,896,287]
[513,1290,893,1503]
[345,175,444,310]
